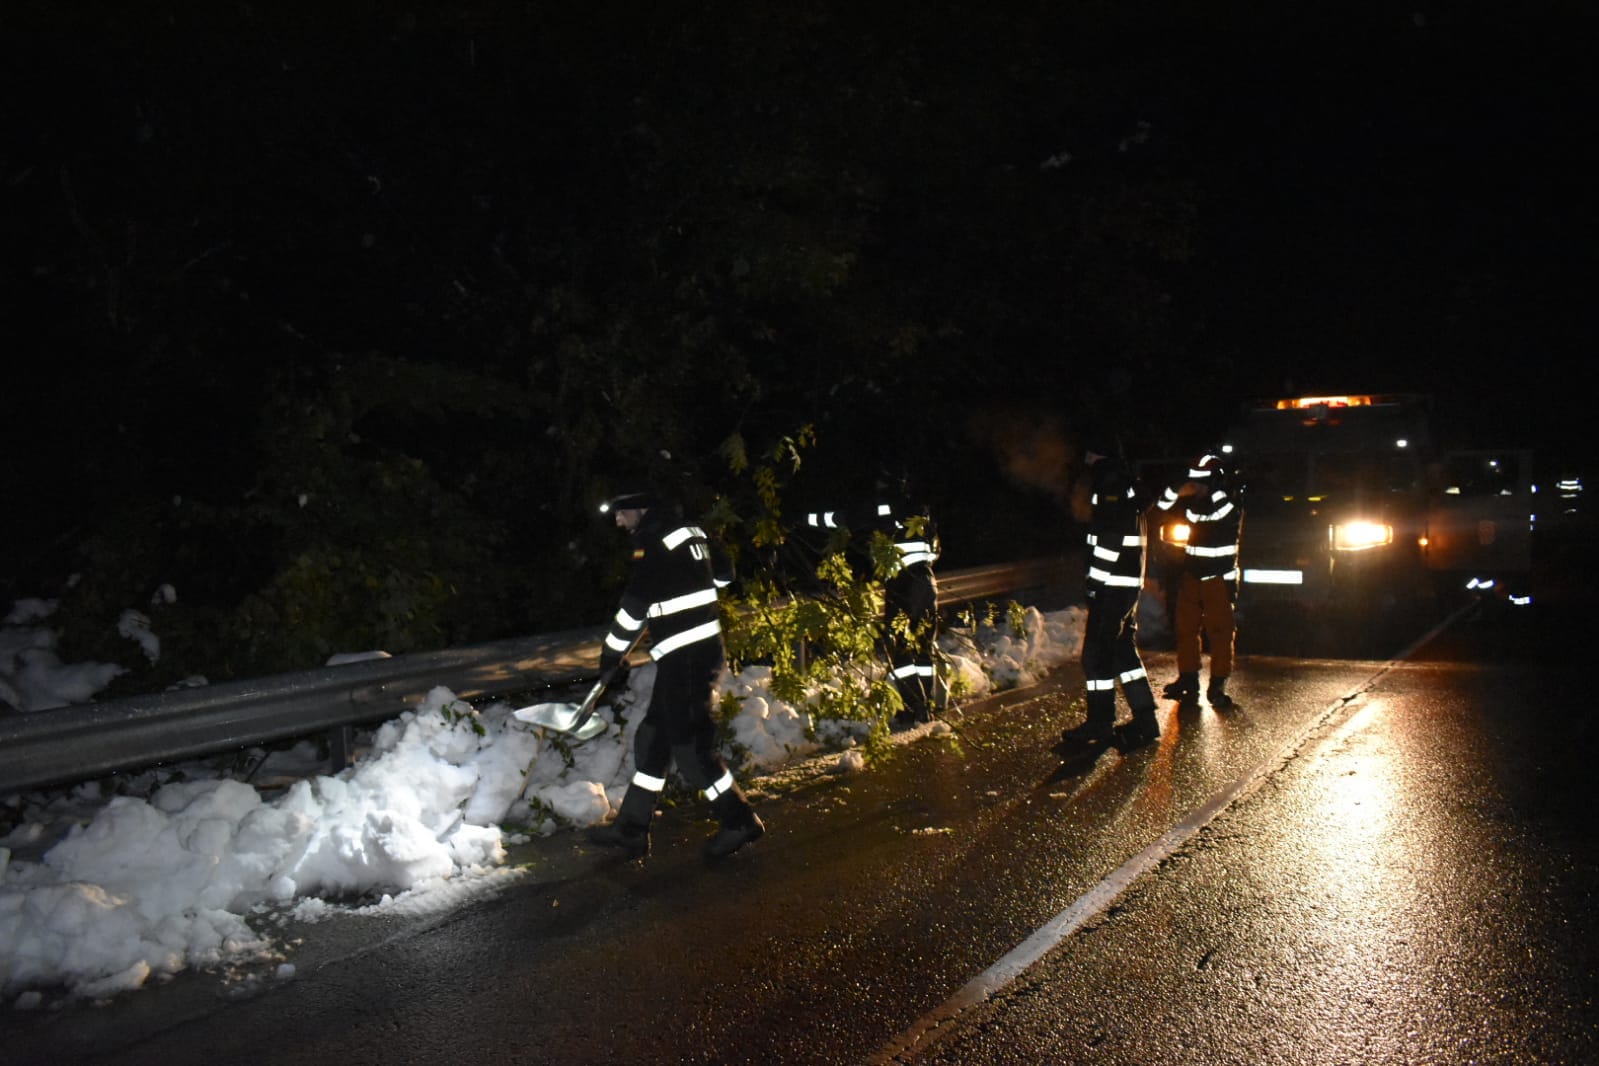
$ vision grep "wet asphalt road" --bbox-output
[897,602,1599,1065]
[6,589,1597,1065]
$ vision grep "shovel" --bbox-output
[511,632,643,742]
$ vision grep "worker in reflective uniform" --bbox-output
[586,491,764,860]
[807,473,941,727]
[1154,453,1242,708]
[1061,450,1161,751]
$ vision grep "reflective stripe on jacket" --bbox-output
[604,512,729,663]
[1157,460,1241,582]
[1086,470,1147,591]
[806,497,940,576]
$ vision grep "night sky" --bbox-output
[1182,9,1596,454]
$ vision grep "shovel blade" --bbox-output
[512,701,581,730]
[513,701,612,741]
[568,714,610,742]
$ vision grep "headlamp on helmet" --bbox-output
[599,491,656,515]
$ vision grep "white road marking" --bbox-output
[870,602,1469,1063]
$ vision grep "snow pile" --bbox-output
[942,607,1083,691]
[1,601,1086,1004]
[1,599,129,713]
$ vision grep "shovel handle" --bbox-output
[576,678,607,714]
[565,682,609,736]
[569,630,646,733]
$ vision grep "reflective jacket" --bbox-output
[1156,455,1242,583]
[601,507,734,668]
[806,495,939,576]
[1085,459,1148,592]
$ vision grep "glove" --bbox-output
[600,653,630,689]
[608,662,632,692]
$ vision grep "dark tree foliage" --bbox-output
[4,2,1593,692]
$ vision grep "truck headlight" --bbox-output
[1161,521,1191,547]
[1331,520,1393,552]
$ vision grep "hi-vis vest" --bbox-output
[604,516,732,662]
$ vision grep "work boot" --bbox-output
[1207,676,1236,710]
[1058,720,1114,750]
[1116,714,1161,752]
[586,820,650,859]
[893,706,931,731]
[587,783,656,858]
[1162,671,1200,701]
[705,812,765,859]
[893,693,933,729]
[706,790,765,860]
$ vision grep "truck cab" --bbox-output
[1165,393,1535,631]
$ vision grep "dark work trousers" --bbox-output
[634,638,729,794]
[1172,573,1236,679]
[884,564,939,717]
[1080,586,1157,731]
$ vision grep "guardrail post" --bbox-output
[329,725,355,772]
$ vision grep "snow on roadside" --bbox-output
[2,602,1085,1005]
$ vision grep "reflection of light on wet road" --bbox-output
[1289,697,1439,1051]
[877,672,1415,1064]
[1130,705,1179,823]
[1311,701,1393,898]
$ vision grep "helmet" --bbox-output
[1089,453,1135,497]
[1191,452,1227,480]
[598,491,657,515]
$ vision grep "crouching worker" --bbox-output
[586,490,765,861]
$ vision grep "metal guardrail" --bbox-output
[0,627,606,797]
[0,558,1072,796]
[936,556,1073,608]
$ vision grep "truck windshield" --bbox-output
[1310,453,1420,495]
[1241,452,1419,498]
